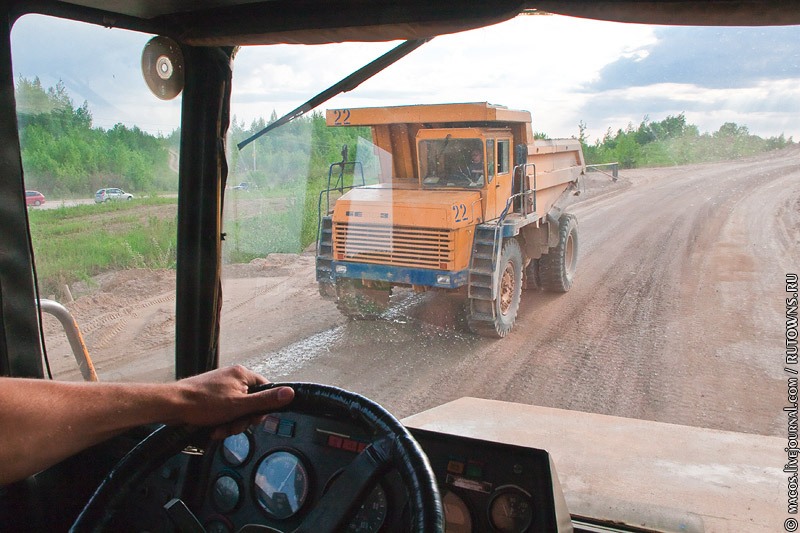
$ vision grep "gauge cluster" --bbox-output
[119,411,566,532]
[196,412,406,532]
[194,413,564,532]
[410,427,565,532]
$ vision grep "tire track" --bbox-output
[275,148,800,436]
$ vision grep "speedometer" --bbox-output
[253,451,309,520]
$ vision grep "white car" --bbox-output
[95,187,133,203]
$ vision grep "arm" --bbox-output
[0,365,294,485]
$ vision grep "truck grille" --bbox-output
[333,223,453,268]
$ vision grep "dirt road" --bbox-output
[42,147,800,437]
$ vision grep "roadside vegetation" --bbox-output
[28,198,177,296]
[17,77,175,196]
[20,80,794,293]
[579,113,793,168]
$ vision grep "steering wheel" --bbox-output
[70,382,444,532]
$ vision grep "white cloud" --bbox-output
[231,15,657,138]
[9,13,798,143]
[576,79,800,140]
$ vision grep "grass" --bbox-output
[222,186,319,264]
[28,198,178,296]
[27,187,324,296]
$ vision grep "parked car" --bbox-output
[94,187,133,203]
[25,190,45,206]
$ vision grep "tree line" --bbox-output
[15,77,371,197]
[226,110,371,191]
[579,113,793,169]
[16,78,794,197]
[17,77,175,196]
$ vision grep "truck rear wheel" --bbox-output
[335,279,390,319]
[539,214,578,292]
[468,238,522,338]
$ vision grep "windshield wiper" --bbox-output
[237,38,432,150]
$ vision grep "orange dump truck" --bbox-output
[316,102,585,337]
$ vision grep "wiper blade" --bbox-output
[237,38,432,150]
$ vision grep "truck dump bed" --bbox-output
[326,101,584,224]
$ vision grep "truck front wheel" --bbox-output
[539,214,578,292]
[468,238,523,338]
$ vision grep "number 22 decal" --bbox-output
[332,109,351,125]
[452,203,468,223]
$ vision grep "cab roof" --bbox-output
[325,103,532,127]
[16,1,800,46]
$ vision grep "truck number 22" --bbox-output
[452,203,468,223]
[332,109,351,125]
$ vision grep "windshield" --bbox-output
[14,6,797,442]
[11,10,799,531]
[419,138,484,188]
[12,14,181,382]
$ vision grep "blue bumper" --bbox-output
[330,261,469,290]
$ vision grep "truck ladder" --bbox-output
[315,216,336,298]
[467,223,503,326]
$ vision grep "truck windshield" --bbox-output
[419,138,484,188]
[8,10,798,532]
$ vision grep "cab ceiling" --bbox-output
[18,0,800,46]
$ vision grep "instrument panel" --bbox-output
[196,412,407,532]
[122,411,566,532]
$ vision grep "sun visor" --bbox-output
[169,3,525,46]
[182,20,503,46]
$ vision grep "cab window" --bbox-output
[486,139,495,183]
[497,139,510,174]
[12,14,181,382]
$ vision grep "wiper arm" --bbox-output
[237,38,432,150]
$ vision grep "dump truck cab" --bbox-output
[416,127,513,220]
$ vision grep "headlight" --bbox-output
[335,265,347,274]
[436,275,451,285]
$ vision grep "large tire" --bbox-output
[539,214,578,292]
[335,279,390,319]
[468,238,523,338]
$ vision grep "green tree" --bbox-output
[16,77,173,196]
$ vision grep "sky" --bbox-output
[9,12,800,144]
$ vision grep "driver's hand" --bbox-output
[173,365,294,439]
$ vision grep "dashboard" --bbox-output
[115,410,567,532]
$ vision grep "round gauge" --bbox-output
[254,451,310,520]
[221,432,251,466]
[346,483,388,532]
[442,489,472,533]
[488,486,534,533]
[212,475,241,513]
